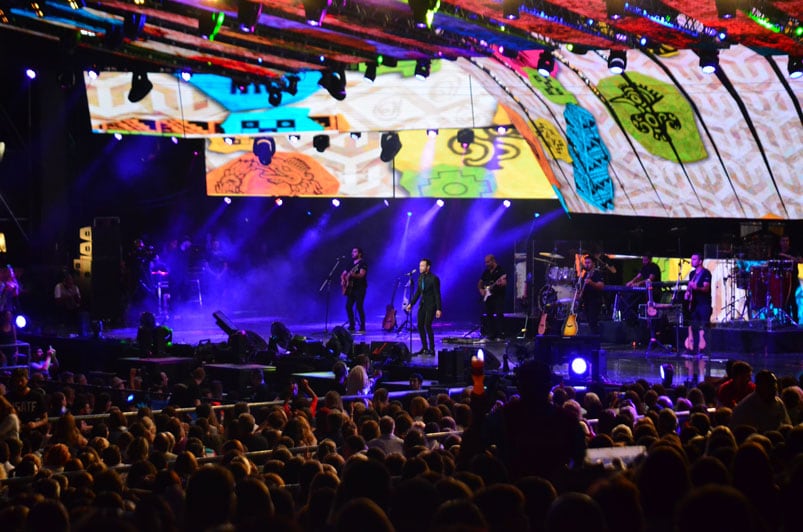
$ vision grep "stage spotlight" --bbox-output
[87,69,98,80]
[275,197,283,206]
[313,134,330,152]
[503,200,511,208]
[436,199,444,207]
[288,134,301,144]
[350,132,362,140]
[25,68,37,80]
[15,315,27,329]
[283,74,300,95]
[537,50,555,77]
[267,83,282,106]
[407,211,412,217]
[171,136,179,144]
[788,56,803,79]
[326,325,354,356]
[457,128,474,147]
[67,0,85,9]
[199,11,225,40]
[415,59,431,80]
[303,0,331,26]
[364,62,377,82]
[606,0,626,20]
[608,49,627,74]
[380,132,402,162]
[180,70,192,82]
[252,136,276,166]
[427,129,439,137]
[224,137,234,145]
[238,0,262,32]
[127,71,153,103]
[699,49,719,74]
[114,133,123,141]
[502,0,520,20]
[569,357,590,379]
[224,196,232,205]
[409,0,439,29]
[332,198,341,207]
[715,0,738,19]
[318,67,347,100]
[123,12,147,40]
[660,363,674,387]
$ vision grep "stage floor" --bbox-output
[89,309,803,387]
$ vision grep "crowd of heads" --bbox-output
[1,354,803,531]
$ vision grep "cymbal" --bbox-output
[539,251,564,259]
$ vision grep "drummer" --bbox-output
[626,254,661,287]
[776,235,802,324]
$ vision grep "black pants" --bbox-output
[417,305,436,351]
[484,295,505,338]
[346,286,366,330]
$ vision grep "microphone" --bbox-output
[405,269,416,275]
[336,255,346,259]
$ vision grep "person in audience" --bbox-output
[730,369,790,433]
[717,361,755,408]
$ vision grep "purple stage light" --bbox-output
[25,68,37,80]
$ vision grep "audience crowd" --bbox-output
[1,349,803,532]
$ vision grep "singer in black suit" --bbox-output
[404,258,442,355]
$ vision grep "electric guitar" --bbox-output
[481,275,507,302]
[684,268,703,312]
[645,279,658,318]
[340,263,361,295]
[562,274,584,337]
[382,280,399,331]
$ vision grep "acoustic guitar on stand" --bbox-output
[562,274,584,337]
[382,279,399,332]
[645,279,658,318]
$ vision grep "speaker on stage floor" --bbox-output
[370,341,411,366]
[438,347,501,384]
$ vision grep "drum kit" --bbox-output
[725,258,796,322]
[536,251,577,321]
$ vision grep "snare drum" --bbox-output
[547,266,577,285]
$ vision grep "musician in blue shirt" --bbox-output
[404,258,442,355]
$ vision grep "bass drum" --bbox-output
[538,285,573,320]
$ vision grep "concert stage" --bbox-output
[13,310,803,391]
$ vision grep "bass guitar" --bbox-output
[382,279,399,331]
[562,274,584,337]
[340,263,361,295]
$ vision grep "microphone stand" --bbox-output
[320,257,344,336]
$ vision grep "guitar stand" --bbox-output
[644,317,672,357]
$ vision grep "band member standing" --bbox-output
[342,247,368,334]
[626,254,661,287]
[686,252,712,383]
[478,254,507,339]
[777,235,801,324]
[404,258,442,355]
[580,255,605,334]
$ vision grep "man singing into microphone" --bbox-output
[404,258,442,356]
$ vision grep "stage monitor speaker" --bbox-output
[370,341,411,365]
[481,314,531,338]
[438,347,501,384]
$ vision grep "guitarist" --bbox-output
[580,255,605,334]
[342,247,368,334]
[477,254,507,339]
[685,253,712,383]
